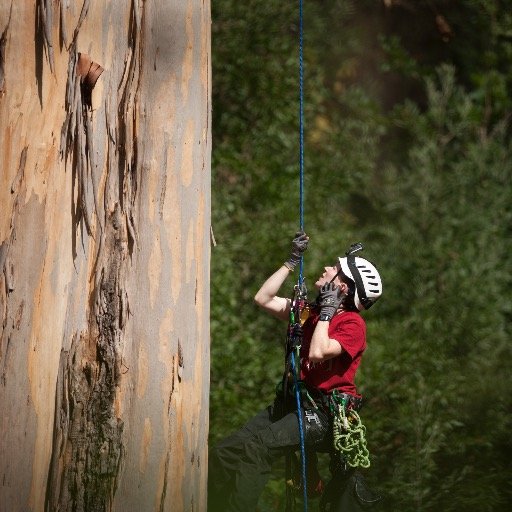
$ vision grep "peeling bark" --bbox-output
[37,0,55,74]
[0,6,10,96]
[46,202,130,510]
[0,1,211,511]
[60,46,103,241]
[0,146,27,336]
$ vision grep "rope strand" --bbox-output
[298,0,305,284]
[296,3,308,509]
[290,351,308,510]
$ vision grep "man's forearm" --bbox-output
[254,265,292,320]
[309,320,342,362]
[254,265,291,305]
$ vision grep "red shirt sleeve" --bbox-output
[329,312,366,359]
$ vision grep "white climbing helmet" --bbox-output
[338,255,382,311]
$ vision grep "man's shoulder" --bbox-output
[331,311,367,354]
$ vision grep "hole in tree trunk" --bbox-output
[77,52,104,107]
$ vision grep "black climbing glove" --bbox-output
[317,283,343,321]
[286,231,309,270]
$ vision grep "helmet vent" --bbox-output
[369,281,379,286]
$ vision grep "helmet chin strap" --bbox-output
[329,273,342,285]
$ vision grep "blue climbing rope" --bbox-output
[298,0,305,284]
[296,1,308,509]
[291,348,308,511]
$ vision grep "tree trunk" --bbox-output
[0,1,211,511]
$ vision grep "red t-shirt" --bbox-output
[300,309,366,395]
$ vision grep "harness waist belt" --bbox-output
[307,387,363,412]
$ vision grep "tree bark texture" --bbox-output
[0,1,211,511]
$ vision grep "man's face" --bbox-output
[314,263,343,289]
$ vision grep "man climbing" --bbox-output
[208,231,383,512]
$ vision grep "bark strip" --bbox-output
[37,0,55,73]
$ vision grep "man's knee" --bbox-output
[210,442,240,474]
[211,434,268,472]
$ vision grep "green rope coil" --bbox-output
[331,400,371,468]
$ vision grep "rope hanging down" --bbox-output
[291,4,372,504]
[294,1,308,509]
[288,295,308,512]
[298,0,305,283]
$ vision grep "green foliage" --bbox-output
[364,64,512,511]
[210,1,512,510]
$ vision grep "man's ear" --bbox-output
[338,282,349,295]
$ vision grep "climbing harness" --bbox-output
[284,281,309,511]
[330,391,371,469]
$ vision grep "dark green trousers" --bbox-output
[208,395,330,512]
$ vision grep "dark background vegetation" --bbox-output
[209,1,512,510]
